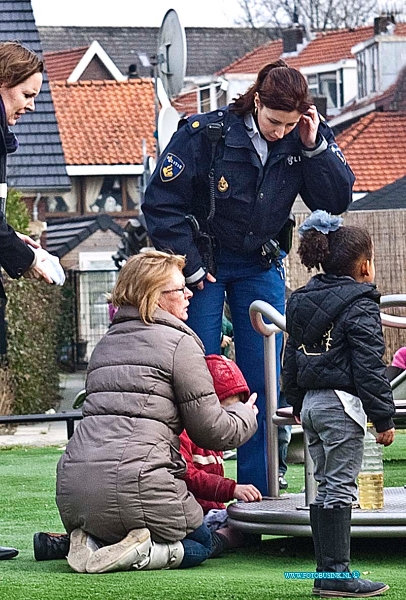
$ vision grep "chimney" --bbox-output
[282,27,304,53]
[374,14,396,35]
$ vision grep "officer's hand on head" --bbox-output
[196,272,216,290]
[298,104,319,149]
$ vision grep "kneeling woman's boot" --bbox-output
[319,506,389,598]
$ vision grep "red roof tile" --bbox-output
[221,23,406,74]
[50,79,156,165]
[44,47,89,80]
[336,112,406,192]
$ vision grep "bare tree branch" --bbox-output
[235,0,381,30]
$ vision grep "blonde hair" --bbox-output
[111,250,186,323]
[0,41,43,88]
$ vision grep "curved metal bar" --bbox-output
[380,295,406,329]
[249,300,286,335]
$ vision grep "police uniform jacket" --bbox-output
[143,106,355,284]
[282,274,395,433]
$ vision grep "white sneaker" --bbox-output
[67,529,101,573]
[86,529,151,574]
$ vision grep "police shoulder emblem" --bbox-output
[160,153,185,182]
[330,143,346,165]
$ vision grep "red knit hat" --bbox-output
[205,354,250,402]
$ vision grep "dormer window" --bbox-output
[307,70,343,111]
[356,43,379,99]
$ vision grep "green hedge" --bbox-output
[0,189,64,414]
[3,277,62,414]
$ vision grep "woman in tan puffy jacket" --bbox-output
[56,250,258,574]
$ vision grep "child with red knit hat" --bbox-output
[179,354,262,556]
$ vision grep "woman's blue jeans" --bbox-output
[187,246,285,495]
[179,523,212,568]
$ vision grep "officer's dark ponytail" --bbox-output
[298,226,373,279]
[231,60,312,115]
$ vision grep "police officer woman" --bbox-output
[143,59,355,495]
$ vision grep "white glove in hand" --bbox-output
[32,248,66,285]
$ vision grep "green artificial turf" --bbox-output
[1,434,406,600]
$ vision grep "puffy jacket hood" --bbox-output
[205,354,250,402]
[286,274,380,346]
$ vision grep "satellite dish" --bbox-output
[158,105,180,153]
[157,9,187,99]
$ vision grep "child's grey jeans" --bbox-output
[301,389,364,508]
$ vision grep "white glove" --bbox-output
[33,248,66,286]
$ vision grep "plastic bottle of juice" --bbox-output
[357,424,384,510]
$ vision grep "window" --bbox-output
[306,71,343,110]
[200,87,211,113]
[85,176,140,214]
[357,44,379,99]
[199,84,227,112]
[357,52,367,98]
[44,178,79,214]
[371,44,379,93]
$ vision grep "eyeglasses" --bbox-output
[161,287,188,295]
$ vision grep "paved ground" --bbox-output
[0,371,86,448]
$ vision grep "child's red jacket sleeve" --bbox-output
[179,430,236,507]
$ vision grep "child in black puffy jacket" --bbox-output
[283,210,395,599]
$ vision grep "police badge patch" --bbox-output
[330,143,347,165]
[160,153,185,182]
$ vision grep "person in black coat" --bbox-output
[0,41,60,560]
[283,210,395,598]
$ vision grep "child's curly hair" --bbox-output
[298,225,373,279]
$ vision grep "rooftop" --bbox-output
[45,213,123,258]
[50,79,156,165]
[349,175,406,210]
[38,26,278,79]
[0,0,70,192]
[219,23,406,75]
[336,112,406,192]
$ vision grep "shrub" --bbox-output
[0,188,62,414]
[5,188,30,234]
[4,277,62,414]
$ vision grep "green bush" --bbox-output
[4,277,62,414]
[0,188,62,414]
[5,188,30,234]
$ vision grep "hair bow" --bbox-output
[298,210,343,238]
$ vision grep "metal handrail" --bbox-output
[380,294,406,328]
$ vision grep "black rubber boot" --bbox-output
[319,506,389,598]
[309,504,323,596]
[0,545,18,560]
[33,532,70,561]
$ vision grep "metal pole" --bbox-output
[264,331,280,498]
[250,301,285,498]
